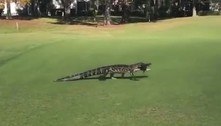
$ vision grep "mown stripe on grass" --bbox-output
[0,42,57,68]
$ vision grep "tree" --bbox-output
[27,0,47,17]
[104,0,111,25]
[144,0,151,22]
[4,0,12,19]
[0,0,11,19]
[0,2,3,16]
[0,0,31,19]
[60,0,74,22]
[19,0,30,6]
[22,0,50,17]
[121,0,130,23]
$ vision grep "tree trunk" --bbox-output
[63,6,71,22]
[104,0,111,25]
[60,0,71,23]
[31,0,40,17]
[75,0,78,16]
[153,0,158,20]
[145,0,151,22]
[121,1,130,23]
[6,0,12,19]
[36,0,41,17]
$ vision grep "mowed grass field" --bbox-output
[0,16,221,126]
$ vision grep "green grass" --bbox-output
[0,16,221,126]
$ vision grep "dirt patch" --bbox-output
[0,18,125,34]
[0,17,201,35]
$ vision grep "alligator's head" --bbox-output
[137,62,151,72]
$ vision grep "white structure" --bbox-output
[52,0,64,9]
[52,0,77,9]
[2,2,20,16]
[51,0,90,9]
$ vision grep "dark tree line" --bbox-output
[0,0,219,24]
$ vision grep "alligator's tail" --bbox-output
[55,67,106,82]
[55,73,82,82]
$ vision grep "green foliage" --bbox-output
[0,0,30,6]
[18,0,31,6]
[0,17,221,126]
[0,2,4,9]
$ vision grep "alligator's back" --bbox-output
[55,62,151,82]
